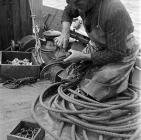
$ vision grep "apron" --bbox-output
[79,25,139,101]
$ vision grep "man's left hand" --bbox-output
[64,49,91,63]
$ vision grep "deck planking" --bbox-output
[0,80,51,140]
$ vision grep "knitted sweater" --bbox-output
[62,0,135,66]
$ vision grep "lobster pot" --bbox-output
[0,51,40,80]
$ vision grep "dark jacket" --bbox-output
[62,0,136,66]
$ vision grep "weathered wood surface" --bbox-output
[0,0,32,50]
[29,0,64,31]
[0,80,51,140]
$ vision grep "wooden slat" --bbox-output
[42,6,63,31]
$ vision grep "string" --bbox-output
[29,0,44,64]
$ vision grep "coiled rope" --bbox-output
[32,82,141,140]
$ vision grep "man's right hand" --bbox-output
[54,33,70,49]
[54,21,71,49]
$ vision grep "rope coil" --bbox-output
[32,82,141,140]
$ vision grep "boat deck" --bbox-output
[0,80,51,140]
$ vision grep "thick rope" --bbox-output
[32,82,141,140]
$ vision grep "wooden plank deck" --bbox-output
[0,80,51,140]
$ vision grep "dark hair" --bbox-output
[66,0,70,3]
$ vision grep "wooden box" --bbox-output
[7,121,45,140]
[0,51,40,80]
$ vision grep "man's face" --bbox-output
[70,0,93,12]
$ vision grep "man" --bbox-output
[55,0,139,101]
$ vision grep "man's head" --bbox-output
[68,0,96,13]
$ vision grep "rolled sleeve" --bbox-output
[91,10,134,66]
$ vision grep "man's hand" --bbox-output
[54,33,69,49]
[54,21,71,49]
[64,49,91,63]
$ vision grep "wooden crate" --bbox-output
[0,51,40,79]
[7,121,45,140]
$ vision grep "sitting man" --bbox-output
[54,0,139,101]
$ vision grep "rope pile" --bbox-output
[32,82,141,140]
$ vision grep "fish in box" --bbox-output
[7,121,45,140]
[0,51,40,80]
